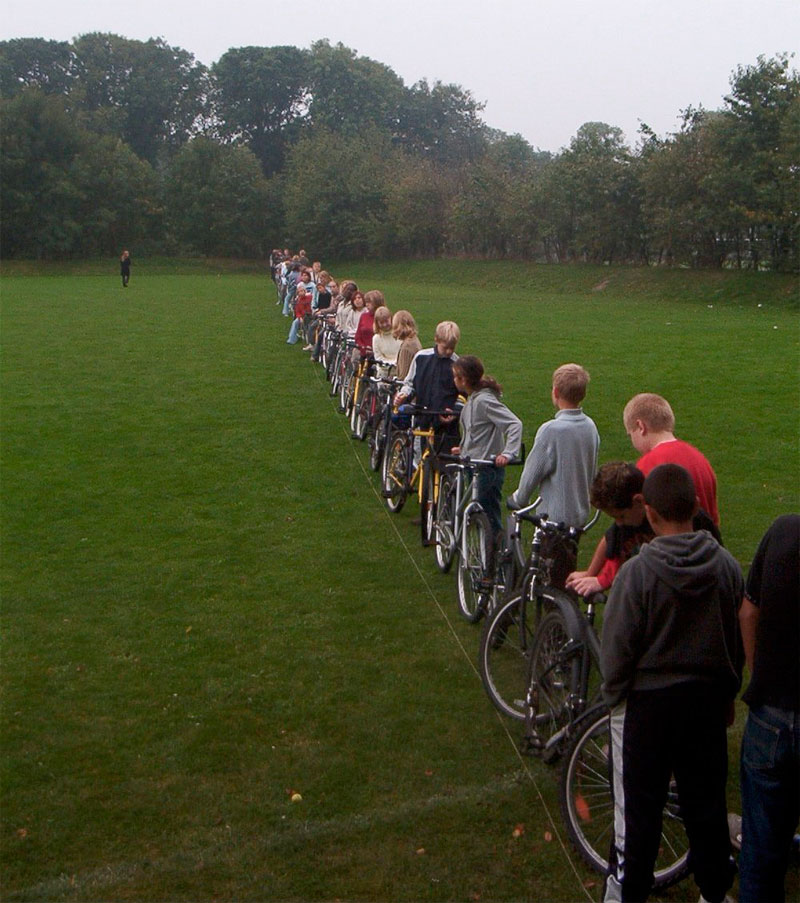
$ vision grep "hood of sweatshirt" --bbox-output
[636,530,721,598]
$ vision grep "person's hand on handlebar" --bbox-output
[438,407,456,424]
[495,454,509,467]
[451,445,461,455]
[565,571,603,597]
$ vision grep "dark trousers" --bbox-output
[605,683,734,903]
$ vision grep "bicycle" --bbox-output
[559,703,690,890]
[522,585,606,762]
[363,372,400,468]
[348,353,374,436]
[381,405,453,546]
[478,507,598,725]
[434,454,522,622]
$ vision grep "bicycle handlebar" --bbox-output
[396,404,461,418]
[439,453,523,467]
[506,497,599,537]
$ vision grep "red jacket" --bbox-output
[295,295,311,320]
[354,310,375,350]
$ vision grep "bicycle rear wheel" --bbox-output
[559,705,691,889]
[479,592,537,720]
[525,609,581,762]
[369,411,388,471]
[456,510,492,622]
[381,433,409,513]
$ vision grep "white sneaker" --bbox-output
[698,895,736,903]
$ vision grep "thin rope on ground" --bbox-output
[310,360,594,902]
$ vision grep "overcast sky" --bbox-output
[2,0,797,152]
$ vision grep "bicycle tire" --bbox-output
[479,592,537,721]
[525,609,581,762]
[339,360,355,413]
[381,432,409,513]
[420,457,437,546]
[369,413,388,472]
[559,705,691,889]
[351,383,370,439]
[456,510,492,622]
[434,472,456,573]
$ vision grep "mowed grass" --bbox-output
[1,262,798,902]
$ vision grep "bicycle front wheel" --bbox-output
[456,510,492,622]
[420,457,437,547]
[381,433,409,513]
[525,609,581,762]
[434,472,456,573]
[559,706,691,889]
[351,384,370,439]
[369,414,388,471]
[479,592,537,720]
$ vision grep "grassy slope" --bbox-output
[1,262,798,902]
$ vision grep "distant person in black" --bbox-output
[120,250,131,287]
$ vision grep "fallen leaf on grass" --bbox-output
[415,848,425,855]
[511,823,525,838]
[544,831,553,842]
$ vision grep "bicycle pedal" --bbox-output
[519,736,544,757]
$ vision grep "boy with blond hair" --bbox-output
[623,393,719,525]
[568,392,720,592]
[508,363,599,528]
[395,320,461,454]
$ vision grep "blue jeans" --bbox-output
[475,465,505,538]
[282,286,296,316]
[739,703,799,903]
[287,318,302,344]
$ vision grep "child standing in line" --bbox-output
[601,463,743,903]
[392,310,421,380]
[450,355,523,537]
[571,393,720,589]
[287,284,312,345]
[372,307,402,368]
[623,393,719,524]
[566,461,720,597]
[508,363,599,527]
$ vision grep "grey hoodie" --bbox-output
[458,387,523,461]
[600,530,744,707]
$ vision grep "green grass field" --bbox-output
[1,261,798,902]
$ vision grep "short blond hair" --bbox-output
[392,310,417,340]
[623,393,675,433]
[434,320,460,350]
[553,363,589,405]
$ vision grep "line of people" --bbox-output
[270,249,798,903]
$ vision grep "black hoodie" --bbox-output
[601,530,744,706]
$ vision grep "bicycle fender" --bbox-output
[535,587,585,643]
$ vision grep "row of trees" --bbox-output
[1,36,797,270]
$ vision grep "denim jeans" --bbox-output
[282,286,296,316]
[287,317,302,344]
[739,703,800,903]
[475,465,505,538]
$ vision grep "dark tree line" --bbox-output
[1,35,797,270]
